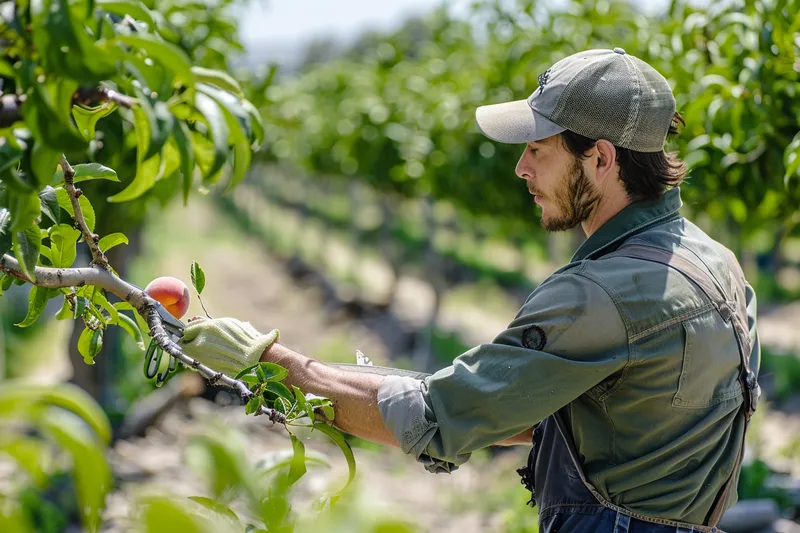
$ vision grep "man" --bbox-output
[179,48,760,532]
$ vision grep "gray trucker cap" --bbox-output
[475,48,676,152]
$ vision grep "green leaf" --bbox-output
[310,422,356,493]
[15,286,55,327]
[30,143,62,189]
[0,135,24,175]
[38,410,112,533]
[266,382,294,404]
[186,496,241,529]
[96,0,155,28]
[0,436,50,487]
[24,79,85,152]
[291,386,310,416]
[0,382,111,443]
[287,433,307,485]
[38,245,52,264]
[245,395,262,415]
[186,432,258,505]
[54,163,119,184]
[98,232,128,252]
[55,296,73,320]
[78,327,104,365]
[10,190,42,232]
[1,275,12,292]
[234,362,288,383]
[190,261,205,294]
[12,225,41,281]
[241,99,265,149]
[86,287,119,325]
[138,89,174,162]
[117,313,145,350]
[39,186,60,224]
[74,296,88,320]
[138,496,207,533]
[110,34,195,85]
[49,224,81,268]
[194,92,229,183]
[191,67,244,98]
[198,84,252,191]
[114,301,150,335]
[172,121,195,205]
[0,208,11,257]
[55,187,96,233]
[72,102,118,141]
[107,146,165,203]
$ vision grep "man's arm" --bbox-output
[258,272,627,471]
[262,343,534,448]
[262,342,400,447]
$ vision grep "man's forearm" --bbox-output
[261,343,400,447]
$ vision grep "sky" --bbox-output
[236,0,671,67]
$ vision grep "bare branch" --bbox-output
[0,86,135,128]
[0,255,287,424]
[73,87,136,109]
[60,155,110,269]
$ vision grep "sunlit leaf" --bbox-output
[194,92,229,183]
[72,102,118,141]
[55,187,96,232]
[109,34,195,85]
[191,66,244,97]
[54,163,119,184]
[78,326,104,365]
[49,223,81,268]
[98,232,128,253]
[190,260,205,294]
[96,0,155,28]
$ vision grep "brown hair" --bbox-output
[559,112,688,203]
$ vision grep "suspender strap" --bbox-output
[554,242,759,528]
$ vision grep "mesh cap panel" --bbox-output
[549,52,675,152]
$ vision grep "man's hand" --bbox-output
[178,317,280,377]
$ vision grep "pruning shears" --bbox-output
[142,297,186,386]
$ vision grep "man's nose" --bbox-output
[515,155,529,180]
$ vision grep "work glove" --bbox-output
[178,317,280,377]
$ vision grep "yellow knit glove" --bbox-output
[178,317,280,377]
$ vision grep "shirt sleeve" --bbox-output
[377,270,629,472]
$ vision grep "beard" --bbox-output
[538,157,600,232]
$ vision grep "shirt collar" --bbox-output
[571,187,683,262]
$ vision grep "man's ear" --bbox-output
[594,139,618,182]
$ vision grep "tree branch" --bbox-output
[73,87,135,109]
[0,255,287,425]
[0,86,135,128]
[60,154,110,269]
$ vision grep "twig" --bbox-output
[73,87,136,110]
[60,154,109,269]
[0,255,287,425]
[0,86,135,128]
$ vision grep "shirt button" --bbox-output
[613,47,626,55]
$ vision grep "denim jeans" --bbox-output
[522,415,721,533]
[539,505,707,533]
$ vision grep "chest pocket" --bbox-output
[672,313,743,409]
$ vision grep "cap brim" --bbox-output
[475,99,565,144]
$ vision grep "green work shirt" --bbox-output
[377,187,759,525]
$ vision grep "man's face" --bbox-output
[515,135,600,232]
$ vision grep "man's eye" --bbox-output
[529,147,538,154]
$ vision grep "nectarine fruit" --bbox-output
[145,276,190,319]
